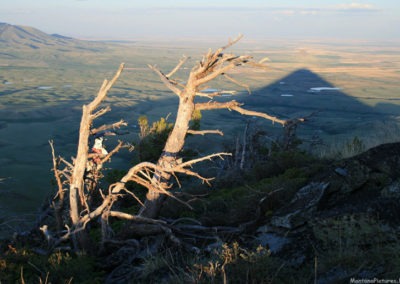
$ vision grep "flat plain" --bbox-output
[1,34,400,233]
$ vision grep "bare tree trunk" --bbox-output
[67,64,125,250]
[139,89,196,218]
[69,108,90,225]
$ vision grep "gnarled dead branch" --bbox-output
[140,35,292,218]
[91,119,127,135]
[187,129,224,136]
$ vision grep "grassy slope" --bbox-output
[2,147,400,283]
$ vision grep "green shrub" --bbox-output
[137,116,174,162]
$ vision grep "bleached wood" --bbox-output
[166,55,189,78]
[148,64,182,96]
[187,129,224,136]
[69,63,124,225]
[195,101,287,125]
[49,140,64,201]
[91,119,127,135]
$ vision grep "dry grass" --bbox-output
[313,120,400,159]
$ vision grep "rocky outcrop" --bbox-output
[255,142,400,281]
[271,182,329,229]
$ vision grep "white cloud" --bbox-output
[334,2,378,12]
[151,4,379,15]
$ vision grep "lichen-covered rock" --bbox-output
[260,143,400,282]
[270,182,329,229]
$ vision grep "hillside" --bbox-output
[1,22,67,48]
[0,22,109,67]
[0,22,104,51]
[1,142,400,283]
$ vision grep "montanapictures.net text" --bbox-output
[350,278,400,284]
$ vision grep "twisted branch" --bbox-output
[91,119,127,135]
[166,55,189,78]
[148,65,182,96]
[195,101,287,125]
[187,129,224,136]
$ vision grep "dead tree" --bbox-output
[49,64,127,250]
[114,35,289,219]
[69,64,125,226]
[47,63,228,251]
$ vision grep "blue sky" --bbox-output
[1,0,399,40]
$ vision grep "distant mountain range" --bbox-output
[0,22,104,51]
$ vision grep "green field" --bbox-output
[1,37,400,234]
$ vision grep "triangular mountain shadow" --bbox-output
[1,68,399,220]
[240,68,400,137]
